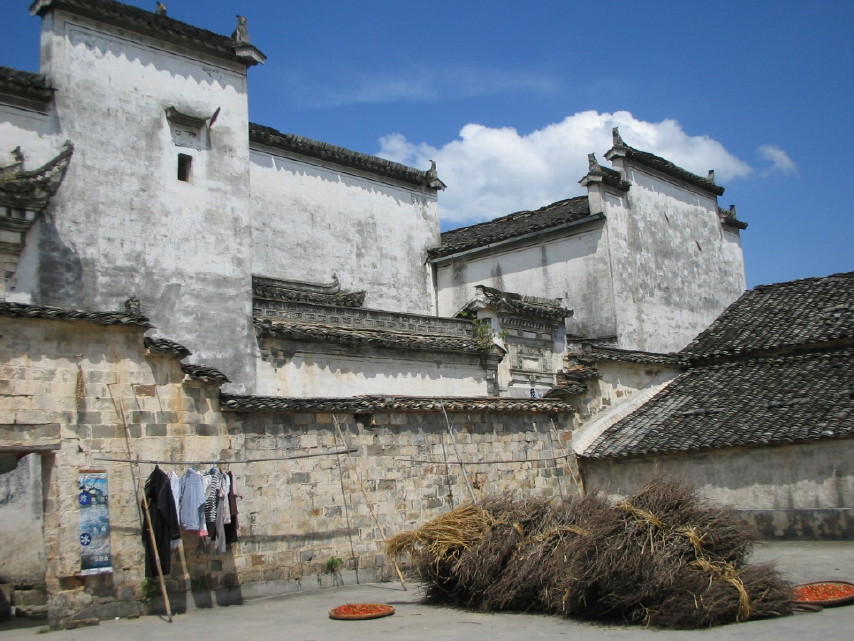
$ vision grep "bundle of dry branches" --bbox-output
[386,477,793,629]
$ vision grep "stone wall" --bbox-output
[0,313,574,625]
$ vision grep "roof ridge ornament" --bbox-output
[426,160,447,190]
[232,15,251,45]
[587,153,602,172]
[612,127,626,148]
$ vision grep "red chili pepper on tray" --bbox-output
[793,582,854,602]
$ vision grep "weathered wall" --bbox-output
[249,149,439,316]
[602,163,746,352]
[0,453,46,585]
[16,10,258,392]
[256,336,491,397]
[579,439,854,537]
[0,314,573,624]
[434,221,616,340]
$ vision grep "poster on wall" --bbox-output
[78,471,113,575]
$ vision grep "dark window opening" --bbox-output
[177,153,192,182]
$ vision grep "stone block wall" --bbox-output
[0,314,575,625]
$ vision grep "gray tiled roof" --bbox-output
[581,347,854,459]
[249,123,443,189]
[463,285,571,322]
[580,271,854,460]
[0,301,152,328]
[579,346,684,366]
[30,0,264,65]
[220,394,574,414]
[182,363,229,384]
[429,196,594,259]
[607,128,725,196]
[0,66,53,104]
[682,272,854,361]
[144,336,191,358]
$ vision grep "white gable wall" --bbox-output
[602,162,746,353]
[434,221,617,340]
[249,148,439,315]
[17,9,258,391]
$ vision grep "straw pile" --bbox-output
[386,478,793,629]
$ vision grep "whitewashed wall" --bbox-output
[434,221,617,340]
[249,149,439,316]
[16,10,259,392]
[602,163,746,353]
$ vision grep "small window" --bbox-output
[177,153,192,182]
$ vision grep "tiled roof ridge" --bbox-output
[249,123,444,190]
[220,393,574,414]
[143,336,191,358]
[471,285,571,322]
[256,318,491,355]
[0,300,152,328]
[575,345,684,366]
[181,363,230,384]
[29,0,264,66]
[429,196,593,259]
[607,128,725,196]
[0,65,54,103]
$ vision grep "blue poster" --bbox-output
[78,471,112,575]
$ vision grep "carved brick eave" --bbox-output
[220,393,574,414]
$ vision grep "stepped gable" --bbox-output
[682,271,854,362]
[249,123,444,189]
[30,0,266,65]
[606,127,725,196]
[581,347,854,459]
[143,337,191,358]
[429,196,593,259]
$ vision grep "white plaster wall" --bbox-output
[18,11,258,391]
[0,104,59,166]
[250,149,439,315]
[603,164,746,353]
[580,438,854,510]
[0,454,46,585]
[255,343,489,397]
[435,222,616,340]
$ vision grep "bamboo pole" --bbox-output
[106,383,172,622]
[332,416,407,591]
[439,400,477,504]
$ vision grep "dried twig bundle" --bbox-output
[385,477,794,629]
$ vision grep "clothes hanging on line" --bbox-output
[142,466,180,578]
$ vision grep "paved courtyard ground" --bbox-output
[2,541,852,640]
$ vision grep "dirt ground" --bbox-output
[2,541,852,640]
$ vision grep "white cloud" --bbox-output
[297,65,558,108]
[378,110,753,226]
[757,144,798,175]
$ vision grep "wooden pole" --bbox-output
[107,383,173,622]
[332,416,407,591]
[439,400,477,504]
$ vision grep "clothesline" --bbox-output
[93,447,357,466]
[396,453,570,465]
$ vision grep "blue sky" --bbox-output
[2,0,852,287]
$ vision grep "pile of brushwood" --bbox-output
[387,478,793,629]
